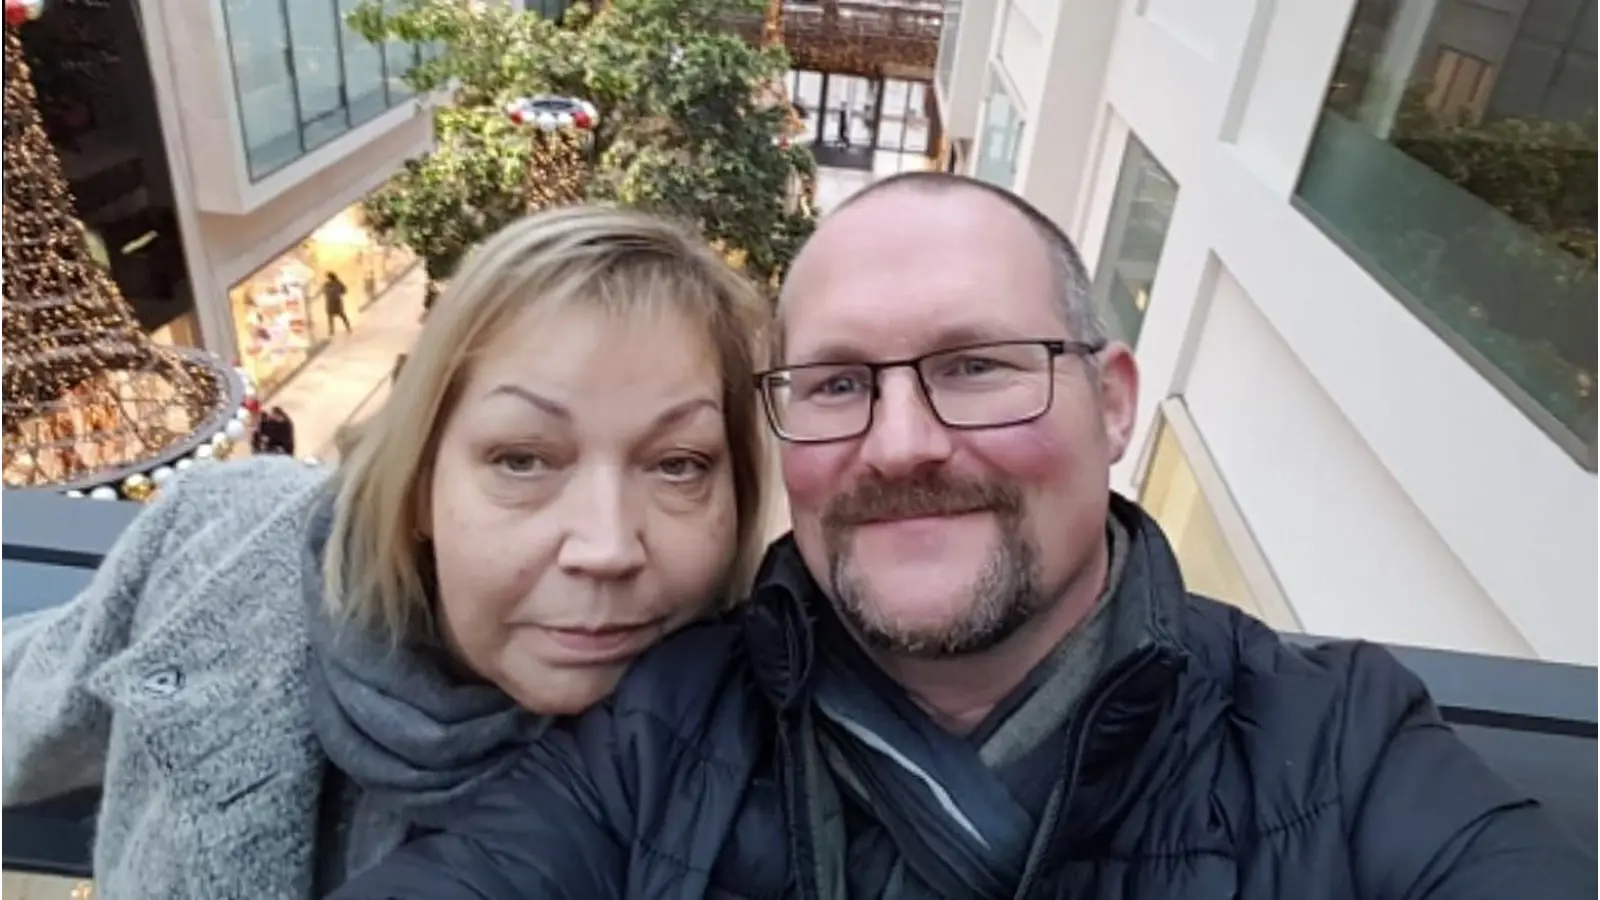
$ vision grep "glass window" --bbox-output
[222,0,302,179]
[876,78,931,156]
[338,0,388,125]
[786,69,824,144]
[974,68,1022,188]
[1139,417,1266,622]
[531,0,573,20]
[285,0,349,150]
[936,0,962,100]
[1089,135,1178,345]
[382,0,418,104]
[1296,0,1597,460]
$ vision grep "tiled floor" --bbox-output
[2,873,92,900]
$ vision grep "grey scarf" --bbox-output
[301,498,546,882]
[809,516,1132,897]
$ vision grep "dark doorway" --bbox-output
[19,0,199,341]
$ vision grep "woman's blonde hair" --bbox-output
[323,205,772,642]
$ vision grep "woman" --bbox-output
[2,206,771,899]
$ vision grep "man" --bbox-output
[323,271,352,336]
[251,405,296,457]
[332,175,1592,899]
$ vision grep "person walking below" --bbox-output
[252,405,297,457]
[323,272,352,336]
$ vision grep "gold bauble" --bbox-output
[121,473,154,502]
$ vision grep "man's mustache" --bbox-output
[822,473,1024,529]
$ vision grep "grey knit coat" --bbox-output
[3,457,358,899]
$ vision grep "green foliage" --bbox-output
[362,105,538,282]
[586,0,815,285]
[351,0,814,290]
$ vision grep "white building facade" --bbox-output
[133,0,439,390]
[937,0,1597,664]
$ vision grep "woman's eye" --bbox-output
[655,454,711,483]
[491,451,549,475]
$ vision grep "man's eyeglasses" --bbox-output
[755,339,1104,444]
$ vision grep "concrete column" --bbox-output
[1009,0,1121,236]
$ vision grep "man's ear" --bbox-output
[1096,342,1140,464]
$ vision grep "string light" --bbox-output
[2,23,241,499]
[732,3,941,77]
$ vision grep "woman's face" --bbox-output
[427,305,738,714]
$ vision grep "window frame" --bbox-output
[1131,397,1301,632]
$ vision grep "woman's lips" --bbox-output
[534,621,665,665]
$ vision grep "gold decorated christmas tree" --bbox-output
[2,22,240,497]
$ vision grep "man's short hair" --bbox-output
[784,172,1106,347]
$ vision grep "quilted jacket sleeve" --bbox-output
[1338,642,1596,899]
[328,709,630,900]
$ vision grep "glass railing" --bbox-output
[1294,0,1597,465]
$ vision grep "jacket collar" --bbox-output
[740,494,1197,719]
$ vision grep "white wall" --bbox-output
[1185,263,1534,657]
[959,0,1597,663]
[935,0,1002,141]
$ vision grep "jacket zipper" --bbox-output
[1012,646,1162,900]
[779,714,824,900]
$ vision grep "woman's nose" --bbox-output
[555,471,647,580]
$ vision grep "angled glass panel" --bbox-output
[286,0,350,150]
[1296,0,1598,458]
[382,0,417,105]
[337,0,388,125]
[222,0,301,178]
[1089,136,1178,346]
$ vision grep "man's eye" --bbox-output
[952,355,1007,376]
[805,372,867,399]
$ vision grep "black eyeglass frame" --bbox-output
[754,338,1106,444]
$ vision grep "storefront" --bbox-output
[228,204,416,396]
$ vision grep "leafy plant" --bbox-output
[351,0,813,292]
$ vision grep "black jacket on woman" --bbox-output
[331,498,1592,899]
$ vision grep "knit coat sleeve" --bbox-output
[0,460,316,808]
[1,480,197,807]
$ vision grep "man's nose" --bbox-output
[858,367,954,477]
[556,468,647,579]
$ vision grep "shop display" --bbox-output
[228,203,417,399]
[230,256,315,395]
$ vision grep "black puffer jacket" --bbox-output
[332,500,1592,899]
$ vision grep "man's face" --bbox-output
[778,187,1138,659]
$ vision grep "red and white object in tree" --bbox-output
[4,0,44,27]
[504,95,600,133]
